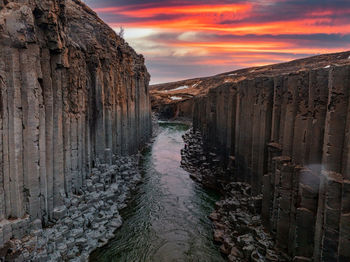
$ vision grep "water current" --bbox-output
[90,123,225,262]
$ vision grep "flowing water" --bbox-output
[90,122,225,262]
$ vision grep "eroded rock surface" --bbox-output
[0,0,151,260]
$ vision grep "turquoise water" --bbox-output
[90,123,224,262]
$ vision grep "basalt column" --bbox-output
[0,0,151,245]
[192,65,350,261]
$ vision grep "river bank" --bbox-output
[181,129,289,262]
[2,155,144,262]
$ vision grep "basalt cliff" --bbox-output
[154,51,350,261]
[0,0,151,260]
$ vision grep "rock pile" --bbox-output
[181,129,288,261]
[1,156,142,262]
[181,129,228,191]
[210,182,288,262]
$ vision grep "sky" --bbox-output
[83,0,350,84]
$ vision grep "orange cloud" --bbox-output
[169,41,349,55]
[89,1,350,83]
[100,3,350,35]
[95,3,252,17]
[110,16,350,36]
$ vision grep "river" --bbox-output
[90,122,225,262]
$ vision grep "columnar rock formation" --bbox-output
[0,0,151,248]
[151,98,194,119]
[192,61,350,261]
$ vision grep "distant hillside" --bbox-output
[150,50,350,118]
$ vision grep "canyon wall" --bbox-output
[0,0,151,244]
[152,99,194,119]
[193,65,350,261]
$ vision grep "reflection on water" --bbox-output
[90,123,225,262]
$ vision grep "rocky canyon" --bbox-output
[1,0,350,261]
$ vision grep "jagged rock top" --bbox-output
[0,0,148,78]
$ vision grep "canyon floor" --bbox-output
[88,121,287,262]
[90,121,225,262]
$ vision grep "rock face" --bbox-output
[150,85,196,119]
[151,97,194,120]
[0,0,151,253]
[192,58,350,261]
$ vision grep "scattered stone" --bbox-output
[0,154,144,262]
[53,206,67,221]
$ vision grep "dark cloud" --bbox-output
[95,13,184,24]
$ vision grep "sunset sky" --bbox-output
[84,0,350,84]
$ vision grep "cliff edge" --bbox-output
[0,0,151,260]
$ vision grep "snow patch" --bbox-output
[348,55,350,59]
[324,65,331,68]
[169,85,189,92]
[170,96,182,100]
[228,73,237,76]
[160,84,193,93]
